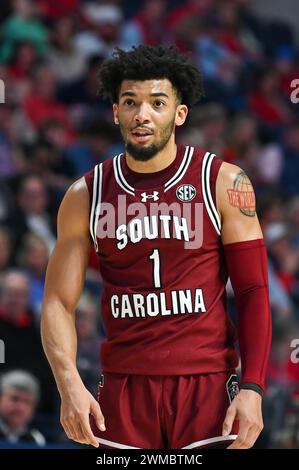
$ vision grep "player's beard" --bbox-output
[121,117,175,162]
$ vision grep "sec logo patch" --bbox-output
[176,184,197,202]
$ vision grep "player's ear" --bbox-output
[175,105,188,127]
[113,103,119,125]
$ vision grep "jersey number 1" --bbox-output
[149,249,162,289]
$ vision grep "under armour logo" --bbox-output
[141,191,159,202]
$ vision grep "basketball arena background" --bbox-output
[0,0,299,450]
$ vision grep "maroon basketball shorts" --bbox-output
[90,370,239,449]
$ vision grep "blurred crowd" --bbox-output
[0,0,299,448]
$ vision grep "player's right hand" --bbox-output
[60,382,105,447]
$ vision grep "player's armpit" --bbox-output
[216,162,263,245]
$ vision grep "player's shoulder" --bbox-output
[65,176,89,199]
[59,177,89,221]
[217,161,252,188]
[83,154,118,182]
[215,160,256,216]
[57,177,90,238]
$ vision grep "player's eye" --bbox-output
[154,100,165,108]
[123,99,135,106]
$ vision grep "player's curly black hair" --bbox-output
[98,45,204,108]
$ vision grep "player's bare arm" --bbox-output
[217,163,263,244]
[217,162,268,449]
[41,178,105,447]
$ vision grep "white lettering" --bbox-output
[194,288,206,313]
[116,224,127,250]
[111,295,119,318]
[146,293,159,317]
[110,289,206,319]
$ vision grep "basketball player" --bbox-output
[41,45,271,449]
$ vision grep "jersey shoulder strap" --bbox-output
[201,151,222,236]
[83,163,104,253]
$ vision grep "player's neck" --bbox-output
[125,138,177,174]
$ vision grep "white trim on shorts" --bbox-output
[181,434,237,449]
[95,434,237,449]
[95,437,140,449]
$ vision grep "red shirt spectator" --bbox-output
[38,0,78,20]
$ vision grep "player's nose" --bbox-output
[134,102,151,123]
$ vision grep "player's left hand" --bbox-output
[222,389,263,449]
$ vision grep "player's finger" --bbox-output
[61,421,72,440]
[227,420,250,449]
[67,419,84,443]
[91,399,106,432]
[80,415,100,448]
[76,421,92,445]
[61,414,78,442]
[240,423,262,449]
[222,405,236,436]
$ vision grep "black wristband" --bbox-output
[240,382,264,397]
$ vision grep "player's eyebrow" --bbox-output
[120,91,170,99]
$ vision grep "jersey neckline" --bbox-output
[113,145,194,194]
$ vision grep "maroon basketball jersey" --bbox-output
[84,145,238,375]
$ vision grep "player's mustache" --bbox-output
[131,126,154,133]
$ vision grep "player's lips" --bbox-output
[131,128,153,142]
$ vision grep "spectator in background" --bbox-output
[280,122,299,198]
[215,0,263,60]
[6,174,56,256]
[7,41,39,103]
[122,0,169,48]
[0,0,13,24]
[38,0,78,25]
[194,17,243,106]
[0,270,33,326]
[258,194,285,231]
[288,197,299,248]
[167,0,215,33]
[0,180,14,225]
[265,222,299,299]
[0,370,45,446]
[75,4,125,59]
[24,139,75,206]
[64,116,121,176]
[0,106,18,178]
[0,270,56,413]
[179,103,226,155]
[7,40,38,81]
[267,262,293,319]
[255,143,283,188]
[47,16,87,86]
[0,0,48,63]
[263,316,298,448]
[23,66,71,136]
[0,226,13,280]
[76,291,104,395]
[17,233,49,319]
[57,54,105,109]
[274,46,299,100]
[248,69,294,134]
[222,113,258,173]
